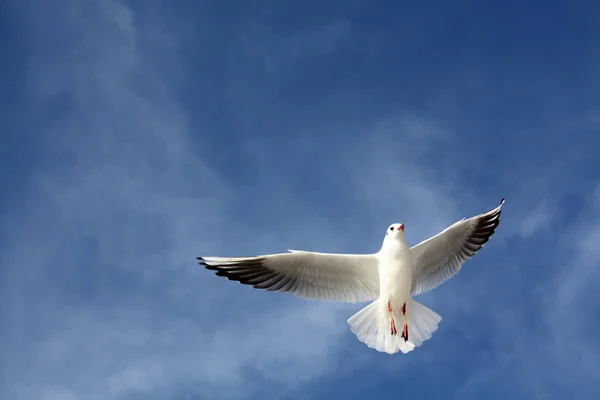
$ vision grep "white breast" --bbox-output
[377,244,413,305]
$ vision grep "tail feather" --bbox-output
[408,300,442,347]
[347,299,441,354]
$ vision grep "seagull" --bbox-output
[198,199,504,354]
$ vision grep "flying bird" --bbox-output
[198,199,504,354]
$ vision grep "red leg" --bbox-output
[401,302,409,341]
[388,300,397,335]
[401,324,408,341]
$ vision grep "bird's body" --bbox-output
[199,199,504,354]
[378,225,412,311]
[378,225,412,336]
[345,222,441,354]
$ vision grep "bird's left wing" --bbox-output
[410,199,504,296]
[198,250,380,303]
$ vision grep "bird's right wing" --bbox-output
[198,250,380,303]
[410,199,504,296]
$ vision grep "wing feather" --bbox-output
[198,250,380,302]
[410,199,504,296]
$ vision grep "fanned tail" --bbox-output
[347,299,414,354]
[407,300,442,347]
[347,299,441,354]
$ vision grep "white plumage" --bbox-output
[199,199,504,354]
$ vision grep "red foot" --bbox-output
[400,302,409,341]
[388,301,397,335]
[401,324,409,341]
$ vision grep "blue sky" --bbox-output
[1,0,600,399]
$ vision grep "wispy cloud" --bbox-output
[518,200,553,238]
[3,1,600,399]
[456,182,600,399]
[0,1,361,399]
[239,19,350,74]
[2,2,456,399]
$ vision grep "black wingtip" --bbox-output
[196,257,213,269]
[500,198,505,205]
[200,263,220,271]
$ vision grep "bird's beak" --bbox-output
[398,224,404,231]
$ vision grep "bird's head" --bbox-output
[385,223,405,239]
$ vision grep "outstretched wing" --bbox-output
[198,250,380,303]
[410,199,504,296]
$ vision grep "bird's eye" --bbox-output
[390,227,394,231]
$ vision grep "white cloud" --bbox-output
[10,1,583,399]
[1,1,358,399]
[457,183,600,399]
[518,200,553,238]
[239,19,350,74]
[543,192,600,382]
[1,2,466,400]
